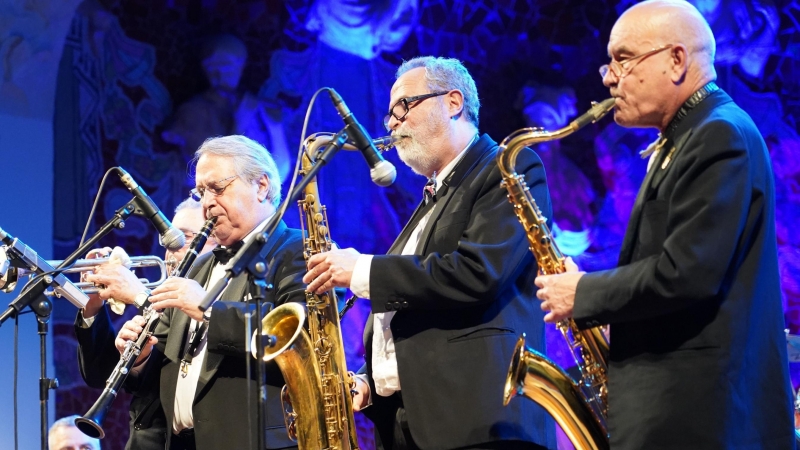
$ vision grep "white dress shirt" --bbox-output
[350,138,474,398]
[172,216,271,433]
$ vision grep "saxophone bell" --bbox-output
[258,135,360,449]
[497,99,614,450]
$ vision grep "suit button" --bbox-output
[386,303,394,311]
[401,301,408,309]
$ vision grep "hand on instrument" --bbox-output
[81,247,112,318]
[84,263,146,304]
[115,315,157,363]
[303,248,360,295]
[535,257,584,323]
[351,376,371,411]
[147,277,207,321]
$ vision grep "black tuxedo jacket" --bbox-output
[574,91,794,449]
[75,305,167,450]
[150,220,306,450]
[361,134,556,450]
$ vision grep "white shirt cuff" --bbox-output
[350,255,373,299]
[80,311,96,328]
[354,373,373,409]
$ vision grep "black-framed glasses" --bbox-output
[383,91,450,131]
[599,44,673,79]
[190,174,237,201]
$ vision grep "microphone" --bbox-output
[116,168,185,250]
[328,89,397,186]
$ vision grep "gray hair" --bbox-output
[193,135,282,208]
[48,415,99,450]
[175,197,202,213]
[396,56,480,128]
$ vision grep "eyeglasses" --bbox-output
[383,91,450,131]
[190,175,237,201]
[599,45,673,79]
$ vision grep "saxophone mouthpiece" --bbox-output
[372,135,397,151]
[571,98,616,130]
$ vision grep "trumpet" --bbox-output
[0,252,167,294]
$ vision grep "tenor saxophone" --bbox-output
[499,98,615,450]
[259,132,394,449]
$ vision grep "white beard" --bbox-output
[394,108,447,176]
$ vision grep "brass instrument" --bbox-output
[499,98,615,450]
[0,253,167,294]
[75,217,217,439]
[258,133,364,449]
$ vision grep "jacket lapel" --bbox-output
[617,90,730,265]
[195,221,290,401]
[618,138,670,264]
[387,200,426,255]
[647,130,693,195]
[415,134,493,255]
[162,254,215,363]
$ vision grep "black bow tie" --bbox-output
[212,241,244,264]
[423,178,436,205]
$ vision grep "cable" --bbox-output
[14,313,18,450]
[79,168,117,247]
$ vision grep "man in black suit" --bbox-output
[75,198,216,450]
[115,135,305,450]
[535,1,794,449]
[305,56,555,450]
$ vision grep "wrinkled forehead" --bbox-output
[389,67,428,107]
[195,154,234,184]
[608,13,657,58]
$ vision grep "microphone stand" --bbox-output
[198,127,348,449]
[1,199,137,450]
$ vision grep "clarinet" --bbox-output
[173,216,217,278]
[75,216,217,439]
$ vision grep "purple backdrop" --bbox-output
[48,1,800,449]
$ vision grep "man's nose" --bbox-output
[387,114,401,132]
[602,69,618,88]
[201,194,216,212]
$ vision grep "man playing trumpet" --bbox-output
[75,198,217,450]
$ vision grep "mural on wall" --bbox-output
[47,1,800,449]
[52,1,177,443]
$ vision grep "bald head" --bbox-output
[619,0,716,81]
[604,0,718,130]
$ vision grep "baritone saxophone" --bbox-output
[258,132,393,449]
[499,98,615,450]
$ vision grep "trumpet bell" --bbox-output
[0,247,19,293]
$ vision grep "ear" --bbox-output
[445,89,465,119]
[256,174,270,203]
[669,44,689,84]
